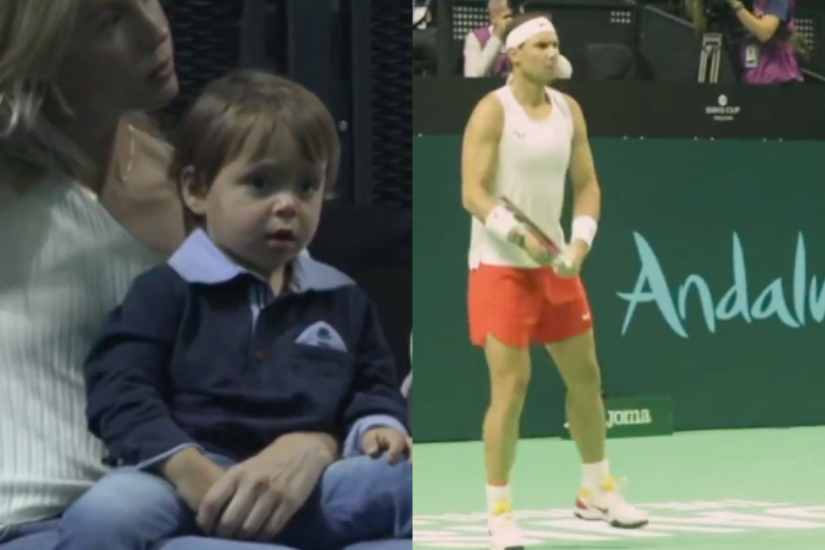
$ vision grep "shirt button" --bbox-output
[254,350,268,363]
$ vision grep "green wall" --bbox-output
[413,136,825,443]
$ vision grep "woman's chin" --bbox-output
[143,74,180,111]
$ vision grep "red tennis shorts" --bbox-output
[468,263,593,348]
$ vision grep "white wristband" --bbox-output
[485,205,518,241]
[571,216,598,249]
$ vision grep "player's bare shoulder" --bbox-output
[477,90,506,114]
[464,91,506,145]
[560,92,587,124]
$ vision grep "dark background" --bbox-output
[161,0,411,207]
[414,78,825,139]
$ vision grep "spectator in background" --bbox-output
[413,0,430,28]
[412,2,437,75]
[690,0,804,84]
[728,0,804,83]
[464,0,572,80]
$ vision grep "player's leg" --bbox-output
[546,329,606,471]
[469,264,539,550]
[483,333,531,493]
[538,274,648,529]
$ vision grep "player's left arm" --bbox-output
[726,0,785,43]
[564,94,601,261]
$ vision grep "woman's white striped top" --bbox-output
[0,176,157,527]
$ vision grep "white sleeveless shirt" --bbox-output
[468,85,574,269]
[0,176,157,526]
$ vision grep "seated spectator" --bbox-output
[464,0,572,80]
[55,70,412,550]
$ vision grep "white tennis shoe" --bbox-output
[574,476,649,528]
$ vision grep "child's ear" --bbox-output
[180,166,208,216]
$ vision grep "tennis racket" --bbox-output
[500,196,563,256]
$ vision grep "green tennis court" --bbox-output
[414,427,825,549]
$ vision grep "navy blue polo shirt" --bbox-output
[84,230,408,468]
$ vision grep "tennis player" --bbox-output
[460,13,648,549]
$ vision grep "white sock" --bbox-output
[582,460,610,489]
[486,484,512,515]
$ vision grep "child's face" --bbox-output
[182,140,326,276]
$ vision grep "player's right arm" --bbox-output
[461,94,550,264]
[461,93,504,223]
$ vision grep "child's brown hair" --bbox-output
[170,70,340,198]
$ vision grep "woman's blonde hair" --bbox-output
[0,0,90,181]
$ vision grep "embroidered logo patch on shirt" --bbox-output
[295,321,347,352]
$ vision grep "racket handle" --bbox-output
[543,241,563,258]
[545,244,562,256]
[552,252,573,270]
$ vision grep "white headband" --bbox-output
[505,17,557,50]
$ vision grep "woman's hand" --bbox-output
[196,433,337,541]
[173,457,228,512]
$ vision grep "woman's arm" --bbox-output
[687,0,708,33]
[727,0,784,43]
